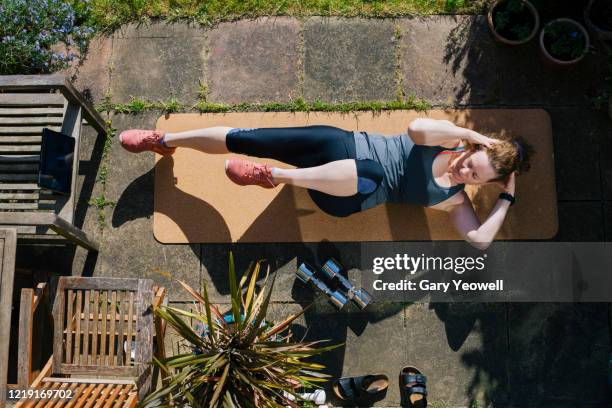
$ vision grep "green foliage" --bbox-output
[139,254,339,407]
[0,0,95,74]
[492,0,534,41]
[543,21,587,61]
[88,0,486,31]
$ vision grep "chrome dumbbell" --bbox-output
[321,258,372,310]
[296,263,348,310]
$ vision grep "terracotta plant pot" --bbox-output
[585,0,612,42]
[540,18,590,66]
[488,0,540,45]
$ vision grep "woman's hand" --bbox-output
[466,131,499,148]
[497,172,516,195]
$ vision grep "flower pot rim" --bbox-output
[539,18,591,65]
[487,0,540,45]
[584,0,612,39]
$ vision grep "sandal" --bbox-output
[332,374,389,401]
[400,366,427,408]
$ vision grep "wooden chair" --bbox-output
[0,229,16,408]
[0,75,107,251]
[14,277,167,407]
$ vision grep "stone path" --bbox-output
[14,16,612,407]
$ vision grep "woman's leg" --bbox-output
[163,126,231,154]
[271,159,358,197]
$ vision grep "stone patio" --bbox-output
[12,14,612,408]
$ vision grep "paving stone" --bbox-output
[111,36,206,103]
[399,15,498,105]
[114,22,207,38]
[508,303,609,406]
[98,113,201,301]
[555,201,605,241]
[404,303,508,408]
[304,17,397,103]
[495,40,605,106]
[268,301,406,406]
[549,108,602,201]
[70,36,113,104]
[208,18,301,104]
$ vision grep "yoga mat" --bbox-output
[154,110,557,243]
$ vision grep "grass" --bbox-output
[88,117,116,230]
[88,0,489,31]
[97,96,432,115]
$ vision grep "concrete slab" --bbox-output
[508,303,609,406]
[549,108,602,201]
[495,41,605,106]
[304,17,397,103]
[404,303,508,408]
[98,113,201,301]
[555,201,605,241]
[207,18,301,104]
[114,22,207,38]
[111,36,206,103]
[74,36,113,104]
[399,16,498,105]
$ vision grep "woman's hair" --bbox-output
[465,130,534,182]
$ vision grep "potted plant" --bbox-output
[139,254,338,407]
[487,0,540,45]
[540,18,591,66]
[585,0,612,42]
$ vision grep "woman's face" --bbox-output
[449,150,497,185]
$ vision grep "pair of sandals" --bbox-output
[332,366,427,407]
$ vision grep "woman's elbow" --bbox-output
[466,231,492,251]
[407,119,426,142]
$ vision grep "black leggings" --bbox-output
[226,126,383,217]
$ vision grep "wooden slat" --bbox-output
[58,365,135,377]
[59,382,85,408]
[0,192,41,200]
[99,384,122,408]
[0,116,63,125]
[42,378,136,386]
[54,381,79,408]
[0,107,64,115]
[125,292,134,367]
[43,382,70,408]
[91,290,99,367]
[116,292,125,367]
[74,291,82,366]
[0,228,16,408]
[71,383,95,408]
[114,385,133,407]
[0,163,39,171]
[0,155,39,163]
[0,136,42,143]
[0,203,55,211]
[0,174,38,182]
[83,383,105,408]
[66,290,74,365]
[0,126,59,134]
[0,145,40,152]
[61,278,140,292]
[17,288,34,388]
[108,291,116,366]
[0,93,64,106]
[99,291,107,366]
[82,290,90,366]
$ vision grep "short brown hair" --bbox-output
[465,130,534,181]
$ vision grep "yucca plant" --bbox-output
[140,253,338,408]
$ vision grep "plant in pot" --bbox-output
[585,0,612,42]
[487,0,540,45]
[540,18,590,65]
[139,254,338,408]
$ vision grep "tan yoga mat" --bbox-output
[154,110,557,243]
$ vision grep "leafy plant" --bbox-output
[0,0,96,74]
[139,253,338,408]
[543,21,587,61]
[492,0,534,41]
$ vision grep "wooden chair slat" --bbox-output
[0,136,42,143]
[114,385,133,408]
[0,93,65,106]
[82,290,90,366]
[61,278,140,292]
[0,107,64,115]
[74,291,82,366]
[65,290,74,364]
[0,116,63,125]
[97,384,122,408]
[99,291,108,367]
[0,126,60,134]
[82,383,106,408]
[0,145,41,153]
[0,192,41,200]
[116,291,125,367]
[0,203,55,210]
[0,163,39,172]
[0,155,40,163]
[0,174,38,182]
[108,291,116,366]
[125,292,134,368]
[58,365,135,377]
[91,290,99,366]
[73,383,96,408]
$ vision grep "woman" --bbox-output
[120,119,532,249]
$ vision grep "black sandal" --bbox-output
[332,374,389,401]
[400,366,427,408]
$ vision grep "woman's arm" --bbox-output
[407,118,497,148]
[443,173,516,250]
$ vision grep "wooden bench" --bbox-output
[0,75,106,251]
[14,277,167,407]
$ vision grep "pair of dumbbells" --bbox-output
[296,258,372,310]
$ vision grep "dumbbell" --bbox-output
[321,258,372,310]
[296,263,348,310]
